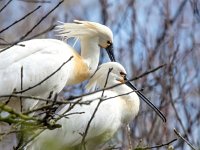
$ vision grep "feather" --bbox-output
[85,66,104,92]
[55,20,112,39]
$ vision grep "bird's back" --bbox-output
[0,39,75,111]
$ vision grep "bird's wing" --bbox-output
[48,91,121,146]
[0,39,74,96]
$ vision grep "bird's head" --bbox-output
[56,20,115,61]
[86,62,127,91]
[94,24,115,62]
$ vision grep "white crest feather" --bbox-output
[55,20,99,39]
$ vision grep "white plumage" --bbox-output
[28,62,140,150]
[0,20,114,112]
[0,39,73,110]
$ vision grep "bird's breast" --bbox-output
[66,55,90,85]
[120,92,140,124]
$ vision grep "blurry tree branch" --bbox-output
[0,103,38,122]
[68,63,166,101]
[155,0,187,50]
[18,0,63,41]
[131,64,166,81]
[17,0,51,3]
[26,24,56,40]
[174,128,197,150]
[15,56,73,94]
[81,68,113,149]
[0,0,64,53]
[190,0,200,22]
[0,0,12,13]
[0,6,41,34]
[135,138,177,150]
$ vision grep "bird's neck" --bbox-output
[80,37,100,75]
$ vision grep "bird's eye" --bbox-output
[120,72,126,79]
[120,71,126,75]
[107,41,111,45]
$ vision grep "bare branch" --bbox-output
[131,64,166,81]
[18,0,64,41]
[0,0,64,53]
[17,0,51,3]
[0,6,41,34]
[68,64,166,101]
[0,0,13,13]
[20,66,23,112]
[140,138,177,149]
[0,103,38,121]
[25,25,56,40]
[15,56,73,94]
[81,68,113,149]
[174,128,197,150]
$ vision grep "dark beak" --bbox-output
[105,44,116,62]
[125,77,166,122]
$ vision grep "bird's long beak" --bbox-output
[125,77,166,122]
[105,44,116,62]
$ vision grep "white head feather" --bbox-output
[55,20,113,49]
[85,62,127,92]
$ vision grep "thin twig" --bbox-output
[0,94,92,105]
[18,129,45,149]
[0,0,13,13]
[43,93,58,127]
[0,103,37,121]
[24,103,57,115]
[0,25,55,46]
[15,56,73,94]
[68,64,166,101]
[0,6,41,34]
[0,0,64,53]
[18,99,85,149]
[19,0,64,41]
[131,64,166,80]
[174,128,197,150]
[81,68,113,149]
[18,0,51,3]
[26,25,56,40]
[58,111,85,118]
[155,0,188,50]
[20,66,23,112]
[25,90,138,115]
[135,139,177,150]
[0,94,55,103]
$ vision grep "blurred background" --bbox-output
[0,0,199,149]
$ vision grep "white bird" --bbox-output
[0,20,115,112]
[28,62,165,150]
